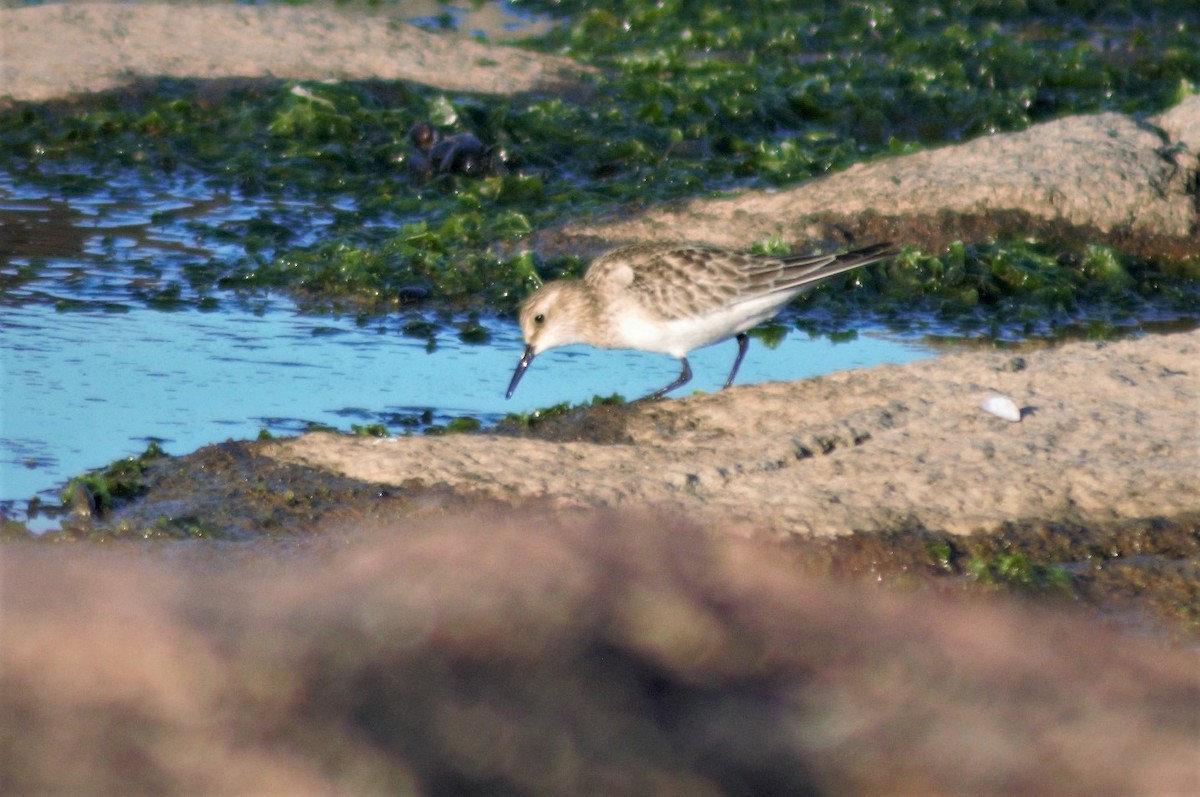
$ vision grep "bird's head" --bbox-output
[506,281,593,398]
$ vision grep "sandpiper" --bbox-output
[506,241,898,400]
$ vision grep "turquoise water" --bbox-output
[0,166,935,519]
[0,299,934,513]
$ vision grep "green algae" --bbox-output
[0,0,1196,330]
[351,423,391,437]
[58,441,167,516]
[964,550,1074,594]
[424,416,484,435]
[828,241,1200,339]
[497,394,626,430]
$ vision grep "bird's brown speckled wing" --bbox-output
[583,242,891,322]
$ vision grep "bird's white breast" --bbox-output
[613,293,794,358]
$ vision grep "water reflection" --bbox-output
[0,198,91,258]
[404,0,559,41]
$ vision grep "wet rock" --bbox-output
[51,439,507,541]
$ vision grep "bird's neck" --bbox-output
[564,283,607,346]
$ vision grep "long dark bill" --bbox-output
[506,345,536,399]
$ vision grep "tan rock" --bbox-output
[274,329,1200,538]
[543,108,1200,258]
[0,2,592,104]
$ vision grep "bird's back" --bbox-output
[584,242,894,324]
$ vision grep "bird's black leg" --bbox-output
[641,358,692,401]
[722,333,750,389]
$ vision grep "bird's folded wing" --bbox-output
[585,247,796,322]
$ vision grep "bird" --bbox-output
[505,241,899,401]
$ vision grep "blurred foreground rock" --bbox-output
[3,512,1198,795]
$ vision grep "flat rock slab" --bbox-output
[276,329,1200,539]
[0,2,591,103]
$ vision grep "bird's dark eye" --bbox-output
[534,313,545,325]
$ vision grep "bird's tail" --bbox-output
[773,242,899,291]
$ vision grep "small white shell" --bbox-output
[981,394,1022,422]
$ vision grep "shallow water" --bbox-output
[0,296,934,514]
[0,159,935,521]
